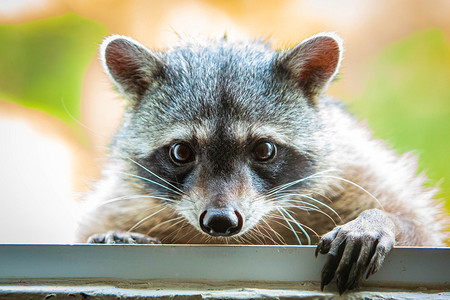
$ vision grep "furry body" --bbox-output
[77,33,445,293]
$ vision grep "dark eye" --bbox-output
[252,140,277,161]
[170,143,195,164]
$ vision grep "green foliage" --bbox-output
[350,29,450,210]
[0,13,107,133]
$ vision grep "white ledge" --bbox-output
[0,245,449,299]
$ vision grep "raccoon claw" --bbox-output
[316,209,395,294]
[87,230,161,244]
[315,225,341,258]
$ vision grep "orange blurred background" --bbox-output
[0,0,449,243]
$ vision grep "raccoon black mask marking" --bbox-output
[78,33,445,294]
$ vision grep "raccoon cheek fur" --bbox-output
[78,32,446,295]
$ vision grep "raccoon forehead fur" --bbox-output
[107,36,329,157]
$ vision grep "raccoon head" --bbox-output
[100,33,343,240]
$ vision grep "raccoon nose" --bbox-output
[199,209,243,237]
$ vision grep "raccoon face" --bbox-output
[134,122,319,237]
[100,33,343,238]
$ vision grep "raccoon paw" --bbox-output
[87,230,161,244]
[315,208,395,294]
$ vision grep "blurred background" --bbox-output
[0,0,449,243]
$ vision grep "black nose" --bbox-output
[199,209,243,237]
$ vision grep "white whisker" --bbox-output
[279,207,311,245]
[117,171,184,196]
[277,207,302,245]
[267,193,320,209]
[158,218,186,237]
[319,175,384,209]
[246,228,266,244]
[283,203,337,226]
[127,207,167,232]
[261,218,286,245]
[285,194,341,221]
[147,216,185,235]
[96,194,177,208]
[252,224,278,245]
[263,169,335,198]
[127,157,186,195]
[269,216,317,239]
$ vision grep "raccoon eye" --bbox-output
[252,140,277,162]
[170,142,194,164]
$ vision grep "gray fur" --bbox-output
[78,33,446,293]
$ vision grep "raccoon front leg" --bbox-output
[315,208,395,294]
[88,230,161,244]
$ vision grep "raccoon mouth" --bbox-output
[199,209,244,237]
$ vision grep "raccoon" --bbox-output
[77,33,445,293]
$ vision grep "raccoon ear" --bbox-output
[100,35,164,102]
[278,33,343,103]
